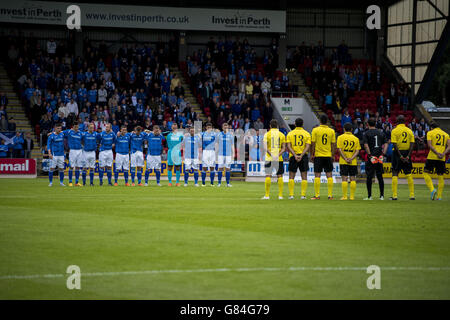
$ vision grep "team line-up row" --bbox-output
[46,116,449,200]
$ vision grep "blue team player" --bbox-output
[182,126,201,187]
[63,121,84,186]
[81,123,99,186]
[201,122,217,186]
[166,122,184,186]
[97,123,116,186]
[47,123,66,187]
[217,122,234,187]
[130,126,147,186]
[114,126,131,186]
[144,125,165,186]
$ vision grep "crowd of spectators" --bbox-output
[182,36,289,131]
[2,31,197,150]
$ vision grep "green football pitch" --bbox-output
[0,178,449,299]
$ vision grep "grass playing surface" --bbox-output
[0,178,449,299]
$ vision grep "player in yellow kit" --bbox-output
[262,119,286,200]
[390,115,415,200]
[286,118,311,199]
[310,115,336,200]
[423,122,450,200]
[337,123,360,200]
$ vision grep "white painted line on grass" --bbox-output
[1,266,450,280]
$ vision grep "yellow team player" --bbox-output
[390,115,415,200]
[262,119,286,200]
[423,121,450,200]
[310,115,336,200]
[286,117,311,199]
[337,122,360,200]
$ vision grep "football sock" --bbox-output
[342,181,348,198]
[201,171,206,184]
[392,176,398,198]
[99,169,104,184]
[124,170,129,184]
[145,170,150,184]
[155,170,160,184]
[350,181,356,199]
[194,171,199,184]
[314,177,320,197]
[175,170,180,184]
[49,170,53,183]
[377,173,384,197]
[406,174,414,198]
[424,173,434,192]
[107,169,112,184]
[327,177,333,197]
[366,175,373,198]
[288,179,295,196]
[265,177,271,197]
[130,168,135,183]
[137,169,142,184]
[167,170,172,183]
[82,170,87,185]
[301,180,308,197]
[278,178,284,197]
[218,171,223,184]
[89,170,94,184]
[226,171,231,184]
[68,169,73,183]
[114,170,119,183]
[210,171,215,184]
[437,176,444,199]
[184,171,189,184]
[75,170,80,184]
[59,171,64,184]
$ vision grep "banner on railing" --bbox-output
[246,161,339,183]
[360,162,450,179]
[41,159,244,175]
[0,158,36,176]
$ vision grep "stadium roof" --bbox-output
[46,0,402,10]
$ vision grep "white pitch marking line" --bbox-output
[1,266,450,280]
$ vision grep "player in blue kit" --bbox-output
[182,126,201,187]
[114,126,131,186]
[63,121,84,186]
[166,122,184,186]
[81,123,99,186]
[201,123,217,186]
[97,123,116,186]
[47,123,66,187]
[144,125,165,186]
[130,126,147,186]
[217,122,234,187]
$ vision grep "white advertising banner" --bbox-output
[247,161,339,183]
[0,1,286,33]
[270,97,320,132]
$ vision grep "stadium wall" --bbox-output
[286,7,367,59]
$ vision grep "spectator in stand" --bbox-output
[253,118,264,131]
[0,92,8,108]
[12,131,24,158]
[341,109,352,127]
[376,91,385,115]
[0,105,8,131]
[23,132,34,159]
[0,139,9,158]
[8,117,16,132]
[47,38,57,58]
[414,125,426,149]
